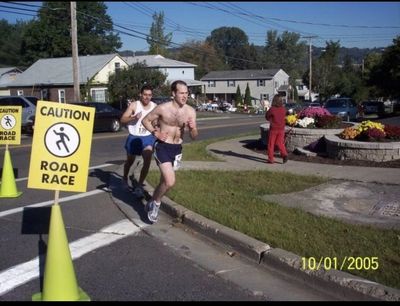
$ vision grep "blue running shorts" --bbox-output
[125,134,156,156]
[153,141,182,165]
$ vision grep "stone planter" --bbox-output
[259,123,351,152]
[325,135,400,162]
[259,123,400,162]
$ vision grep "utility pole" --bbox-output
[304,36,317,101]
[71,1,80,102]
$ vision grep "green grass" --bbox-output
[146,136,400,289]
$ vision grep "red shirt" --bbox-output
[265,106,286,131]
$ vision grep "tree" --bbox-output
[173,40,227,79]
[20,2,121,66]
[312,40,341,100]
[368,36,400,99]
[0,19,27,67]
[147,12,172,56]
[108,62,167,104]
[206,27,256,70]
[244,83,251,106]
[234,85,242,105]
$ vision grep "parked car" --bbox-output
[361,100,385,117]
[71,102,122,132]
[324,97,359,121]
[23,96,39,106]
[0,95,36,133]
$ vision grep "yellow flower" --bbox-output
[286,114,297,126]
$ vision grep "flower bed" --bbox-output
[262,108,400,161]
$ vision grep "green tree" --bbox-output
[147,12,172,56]
[173,40,227,79]
[206,27,256,69]
[244,83,251,106]
[312,40,341,100]
[0,19,28,67]
[263,30,280,69]
[234,85,242,105]
[20,1,121,66]
[108,62,167,104]
[368,36,400,99]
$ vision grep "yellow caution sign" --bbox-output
[28,101,95,192]
[0,106,22,145]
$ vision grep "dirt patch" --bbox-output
[245,139,400,168]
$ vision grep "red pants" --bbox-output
[267,129,287,162]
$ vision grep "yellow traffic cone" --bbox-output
[32,203,90,301]
[0,149,22,198]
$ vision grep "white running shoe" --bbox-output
[145,200,160,223]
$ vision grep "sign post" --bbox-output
[28,101,94,301]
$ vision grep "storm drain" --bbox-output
[369,200,400,218]
[380,201,400,217]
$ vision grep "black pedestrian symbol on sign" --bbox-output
[45,123,80,158]
[1,114,17,130]
[54,127,70,153]
[5,116,12,127]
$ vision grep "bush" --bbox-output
[298,107,331,119]
[338,120,400,142]
[384,124,400,140]
[315,115,342,128]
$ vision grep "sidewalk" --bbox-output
[127,135,400,301]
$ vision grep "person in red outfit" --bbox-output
[265,94,288,164]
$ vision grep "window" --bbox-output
[227,80,235,87]
[115,62,121,73]
[91,88,108,102]
[208,81,216,87]
[58,89,65,103]
[257,80,265,87]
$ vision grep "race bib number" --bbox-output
[138,124,148,135]
[173,153,182,170]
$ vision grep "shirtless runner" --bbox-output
[141,80,198,223]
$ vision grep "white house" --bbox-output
[200,69,290,106]
[124,54,204,88]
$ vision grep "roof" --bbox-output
[0,67,22,76]
[123,54,196,68]
[200,69,282,81]
[8,54,124,87]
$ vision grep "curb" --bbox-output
[153,193,400,301]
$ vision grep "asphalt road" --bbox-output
[2,112,392,301]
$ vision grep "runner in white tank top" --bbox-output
[120,85,157,196]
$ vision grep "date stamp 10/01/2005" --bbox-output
[301,257,379,271]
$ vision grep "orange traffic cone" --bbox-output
[0,149,22,198]
[32,203,90,301]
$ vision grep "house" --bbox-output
[0,67,23,96]
[123,54,204,90]
[2,53,203,103]
[4,54,129,103]
[295,79,319,102]
[200,69,290,107]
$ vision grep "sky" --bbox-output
[1,1,400,51]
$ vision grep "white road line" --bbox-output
[0,189,105,218]
[0,219,143,296]
[14,163,114,182]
